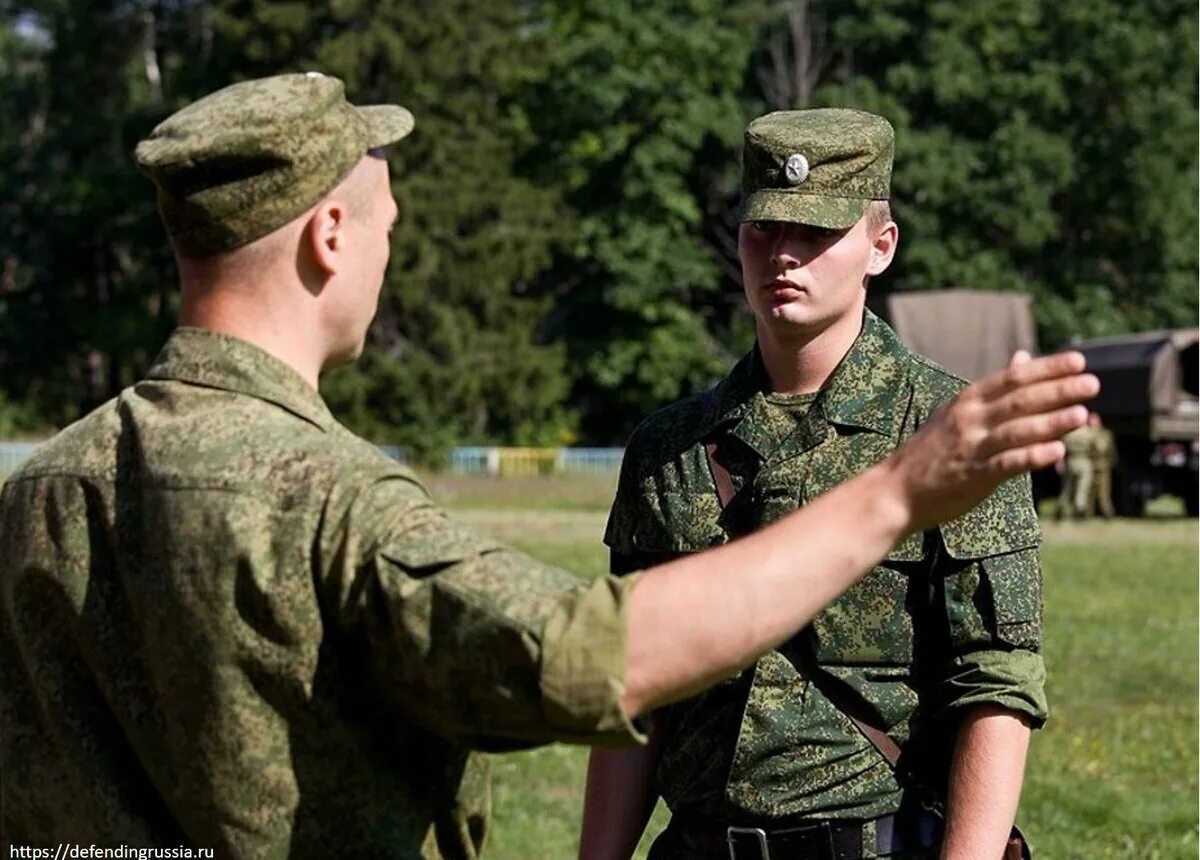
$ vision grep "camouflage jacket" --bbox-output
[0,328,640,859]
[1090,427,1116,466]
[606,311,1047,824]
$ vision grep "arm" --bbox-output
[579,723,662,860]
[329,352,1092,744]
[940,706,1032,860]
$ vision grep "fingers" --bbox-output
[977,405,1089,459]
[983,373,1100,424]
[988,440,1068,477]
[1008,349,1032,368]
[974,351,1088,401]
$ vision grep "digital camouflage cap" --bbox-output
[740,108,893,229]
[134,72,414,257]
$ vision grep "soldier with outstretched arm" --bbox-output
[0,75,1096,858]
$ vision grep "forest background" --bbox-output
[1,0,1196,461]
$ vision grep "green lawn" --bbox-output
[440,477,1199,860]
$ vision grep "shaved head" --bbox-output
[175,152,387,286]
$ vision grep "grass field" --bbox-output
[432,474,1199,860]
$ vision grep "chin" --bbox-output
[763,302,821,328]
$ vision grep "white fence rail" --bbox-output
[0,442,625,476]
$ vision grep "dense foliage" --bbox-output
[1,0,1195,452]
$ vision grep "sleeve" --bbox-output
[926,472,1049,728]
[603,437,680,576]
[318,469,647,748]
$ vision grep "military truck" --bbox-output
[869,289,1038,381]
[871,288,1199,516]
[1068,329,1199,516]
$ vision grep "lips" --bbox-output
[766,279,806,300]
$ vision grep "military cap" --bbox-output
[740,108,893,229]
[135,72,414,257]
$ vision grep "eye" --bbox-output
[750,220,774,233]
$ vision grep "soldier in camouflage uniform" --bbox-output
[0,78,1095,858]
[1087,413,1116,518]
[582,111,1046,860]
[1056,423,1095,519]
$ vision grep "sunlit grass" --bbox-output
[446,482,1198,860]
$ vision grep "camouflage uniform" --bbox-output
[0,76,642,858]
[607,314,1047,858]
[605,107,1046,859]
[1058,426,1095,519]
[1088,424,1116,518]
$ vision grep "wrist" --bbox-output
[862,459,917,541]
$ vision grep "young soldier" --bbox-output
[583,110,1048,860]
[0,81,1093,858]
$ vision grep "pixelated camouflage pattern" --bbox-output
[135,73,414,256]
[0,328,640,858]
[606,311,1046,845]
[740,108,893,229]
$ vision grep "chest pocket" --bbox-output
[808,531,925,666]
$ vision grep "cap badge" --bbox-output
[784,153,810,185]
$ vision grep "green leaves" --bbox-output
[0,0,1194,448]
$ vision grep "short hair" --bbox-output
[866,199,892,232]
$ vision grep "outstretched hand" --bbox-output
[889,350,1099,531]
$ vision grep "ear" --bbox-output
[306,198,349,278]
[865,220,899,277]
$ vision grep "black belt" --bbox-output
[671,810,942,860]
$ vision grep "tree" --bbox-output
[525,0,767,443]
[796,0,1198,347]
[0,0,195,427]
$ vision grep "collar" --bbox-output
[706,309,913,442]
[145,327,336,432]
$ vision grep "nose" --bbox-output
[770,233,801,271]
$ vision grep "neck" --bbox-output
[179,283,325,390]
[756,308,864,395]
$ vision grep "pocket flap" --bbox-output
[982,548,1042,649]
[380,517,501,575]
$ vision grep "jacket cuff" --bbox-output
[539,573,649,746]
[936,648,1049,728]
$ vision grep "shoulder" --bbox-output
[4,399,123,485]
[874,346,1040,556]
[619,389,714,484]
[902,351,969,419]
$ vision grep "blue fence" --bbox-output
[0,441,625,476]
[0,442,41,475]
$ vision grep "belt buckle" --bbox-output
[726,826,771,860]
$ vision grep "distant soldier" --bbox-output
[1057,421,1095,519]
[1088,412,1116,518]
